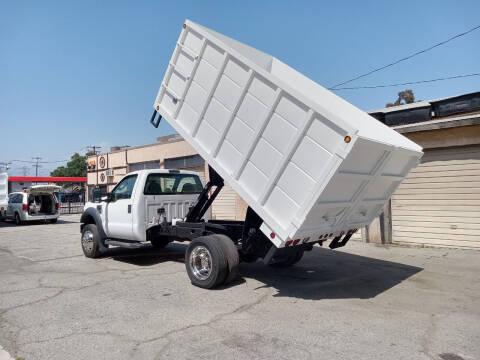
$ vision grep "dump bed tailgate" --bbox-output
[153,20,423,246]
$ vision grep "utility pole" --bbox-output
[0,162,11,172]
[32,157,42,177]
[86,145,102,155]
[20,166,30,176]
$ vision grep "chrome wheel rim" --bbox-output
[189,246,212,281]
[82,230,94,252]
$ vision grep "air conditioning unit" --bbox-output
[105,169,114,177]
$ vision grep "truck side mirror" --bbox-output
[101,193,113,202]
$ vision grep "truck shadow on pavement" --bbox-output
[107,242,188,266]
[107,243,422,300]
[240,247,422,300]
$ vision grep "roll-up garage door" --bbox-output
[212,183,236,220]
[391,145,480,249]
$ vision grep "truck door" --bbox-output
[106,174,138,239]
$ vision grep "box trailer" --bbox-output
[151,20,423,248]
[80,20,423,289]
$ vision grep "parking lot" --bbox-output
[0,216,479,360]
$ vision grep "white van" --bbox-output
[6,185,61,224]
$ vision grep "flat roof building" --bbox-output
[86,134,248,220]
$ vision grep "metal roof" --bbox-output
[8,176,87,182]
[369,101,431,114]
[369,91,480,114]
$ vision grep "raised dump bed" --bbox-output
[153,20,423,247]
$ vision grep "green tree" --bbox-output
[386,89,415,107]
[50,152,93,177]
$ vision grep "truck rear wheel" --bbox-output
[186,236,229,289]
[81,224,106,258]
[270,249,304,268]
[210,234,239,285]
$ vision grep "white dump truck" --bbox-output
[81,20,423,289]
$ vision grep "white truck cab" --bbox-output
[81,169,204,243]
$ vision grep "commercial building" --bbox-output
[367,91,480,249]
[86,134,248,220]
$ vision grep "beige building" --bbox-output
[366,92,480,249]
[86,134,247,220]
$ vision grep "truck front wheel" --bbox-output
[81,224,106,258]
[186,236,229,289]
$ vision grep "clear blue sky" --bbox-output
[1,0,479,176]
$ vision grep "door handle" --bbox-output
[128,205,131,214]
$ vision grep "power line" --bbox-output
[20,166,30,176]
[9,159,69,164]
[86,145,102,155]
[0,162,11,172]
[331,72,480,90]
[329,24,480,90]
[38,159,69,163]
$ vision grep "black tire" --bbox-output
[211,234,239,285]
[50,218,58,224]
[151,236,171,249]
[81,224,106,258]
[270,249,304,268]
[185,236,229,289]
[14,213,22,225]
[292,249,304,264]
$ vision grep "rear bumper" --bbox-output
[23,213,60,221]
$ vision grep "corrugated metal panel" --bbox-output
[129,161,160,172]
[384,107,431,126]
[433,92,480,117]
[212,183,236,220]
[392,145,480,249]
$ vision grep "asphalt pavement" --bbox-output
[0,215,479,360]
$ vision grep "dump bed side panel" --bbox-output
[154,21,423,246]
[154,23,355,241]
[293,138,421,241]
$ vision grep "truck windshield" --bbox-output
[144,173,203,195]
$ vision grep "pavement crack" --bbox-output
[420,313,437,360]
[0,289,66,315]
[138,292,270,359]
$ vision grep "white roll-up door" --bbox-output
[212,183,236,220]
[392,145,480,249]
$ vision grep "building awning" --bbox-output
[8,176,87,182]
